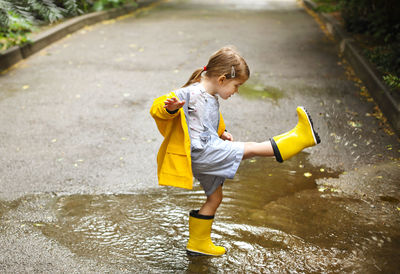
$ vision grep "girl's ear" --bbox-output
[217,75,226,85]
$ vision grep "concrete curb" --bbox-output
[0,0,160,72]
[302,0,400,136]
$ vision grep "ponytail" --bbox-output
[182,68,204,87]
[182,46,249,88]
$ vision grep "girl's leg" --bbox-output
[187,185,225,256]
[242,106,321,162]
[198,185,223,216]
[242,141,275,160]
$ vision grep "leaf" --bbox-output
[303,172,312,178]
[22,85,29,89]
[347,120,362,128]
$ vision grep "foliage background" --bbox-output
[313,0,400,92]
[0,0,136,50]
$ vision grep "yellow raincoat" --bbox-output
[150,91,226,189]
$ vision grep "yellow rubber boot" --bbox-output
[270,106,321,162]
[186,210,226,256]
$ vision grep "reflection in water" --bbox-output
[37,153,400,272]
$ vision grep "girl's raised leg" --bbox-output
[243,141,275,160]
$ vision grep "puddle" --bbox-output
[239,83,284,101]
[2,153,400,272]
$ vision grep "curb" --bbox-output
[302,0,400,136]
[0,0,160,72]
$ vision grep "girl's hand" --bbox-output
[164,97,186,112]
[220,131,233,141]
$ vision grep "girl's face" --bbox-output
[217,77,247,100]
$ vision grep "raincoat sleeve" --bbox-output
[150,92,181,137]
[150,92,181,120]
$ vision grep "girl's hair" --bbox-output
[182,46,250,87]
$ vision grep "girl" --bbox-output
[150,46,320,256]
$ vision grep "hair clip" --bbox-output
[231,66,235,78]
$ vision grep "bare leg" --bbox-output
[198,185,223,216]
[197,142,274,216]
[242,141,275,160]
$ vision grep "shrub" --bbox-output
[0,0,135,49]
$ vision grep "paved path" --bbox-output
[0,0,399,271]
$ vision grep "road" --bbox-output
[1,0,399,272]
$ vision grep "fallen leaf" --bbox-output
[22,85,29,90]
[347,121,362,128]
[51,139,57,143]
[320,168,325,172]
[304,172,312,178]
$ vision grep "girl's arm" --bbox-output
[150,92,185,120]
[164,97,186,113]
[220,131,233,141]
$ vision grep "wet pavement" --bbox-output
[1,0,399,272]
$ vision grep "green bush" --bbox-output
[330,0,400,92]
[0,0,136,50]
[313,0,342,13]
[0,11,34,50]
[383,74,400,92]
[340,0,400,43]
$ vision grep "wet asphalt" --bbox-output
[0,0,399,272]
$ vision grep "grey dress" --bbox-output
[175,82,244,196]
